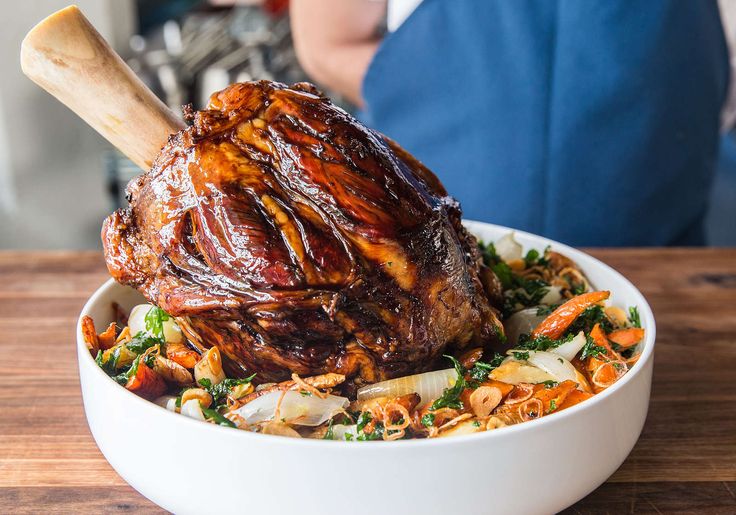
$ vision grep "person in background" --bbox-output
[290,0,729,246]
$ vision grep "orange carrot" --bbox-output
[589,323,618,358]
[607,327,645,348]
[557,389,593,411]
[125,362,167,400]
[531,291,610,339]
[97,322,118,350]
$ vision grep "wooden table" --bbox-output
[0,250,734,514]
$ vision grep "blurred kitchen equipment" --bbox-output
[21,6,184,171]
[110,1,334,209]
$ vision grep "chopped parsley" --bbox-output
[535,304,558,316]
[125,332,161,354]
[355,414,384,440]
[517,333,574,352]
[472,420,482,428]
[579,334,607,361]
[542,380,559,389]
[547,399,558,413]
[198,374,256,407]
[144,306,170,340]
[201,407,236,427]
[567,305,613,335]
[478,241,501,266]
[323,420,335,440]
[468,353,505,382]
[511,350,530,361]
[421,413,435,427]
[524,247,550,267]
[628,306,641,328]
[430,356,466,411]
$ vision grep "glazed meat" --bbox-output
[103,81,503,384]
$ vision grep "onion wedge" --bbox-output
[549,331,587,362]
[234,390,349,427]
[357,369,456,407]
[526,351,578,383]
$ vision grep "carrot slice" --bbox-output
[589,323,618,358]
[97,322,118,350]
[531,291,610,339]
[557,389,593,411]
[607,328,645,348]
[125,362,167,400]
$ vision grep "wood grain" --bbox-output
[0,249,734,513]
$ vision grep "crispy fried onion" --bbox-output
[291,373,328,399]
[240,373,345,404]
[504,384,534,405]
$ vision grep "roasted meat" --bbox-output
[103,81,503,384]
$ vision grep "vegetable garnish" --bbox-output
[91,235,643,440]
[144,306,170,340]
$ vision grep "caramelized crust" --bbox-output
[103,81,502,383]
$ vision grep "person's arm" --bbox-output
[290,0,386,107]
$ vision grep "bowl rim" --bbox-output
[77,220,656,450]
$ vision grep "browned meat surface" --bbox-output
[102,81,503,384]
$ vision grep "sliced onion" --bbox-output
[490,358,556,384]
[234,390,349,427]
[494,232,523,262]
[154,395,178,412]
[330,424,358,441]
[539,286,562,305]
[357,368,456,407]
[180,399,205,421]
[526,351,578,383]
[128,304,185,344]
[550,331,587,362]
[504,308,546,345]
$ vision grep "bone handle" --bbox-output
[20,5,186,170]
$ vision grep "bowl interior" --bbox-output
[77,220,656,446]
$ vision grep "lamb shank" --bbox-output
[103,81,503,384]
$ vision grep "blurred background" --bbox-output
[0,0,735,249]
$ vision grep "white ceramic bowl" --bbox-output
[77,221,655,515]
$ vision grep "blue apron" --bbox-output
[361,0,729,246]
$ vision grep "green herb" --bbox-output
[472,420,481,428]
[511,350,530,361]
[356,411,372,433]
[421,413,435,427]
[491,262,515,289]
[126,332,161,354]
[571,284,587,295]
[469,353,505,382]
[198,374,256,407]
[323,420,335,440]
[300,391,312,397]
[547,400,557,413]
[201,407,236,427]
[144,306,170,340]
[517,333,574,352]
[628,306,641,328]
[110,355,142,385]
[95,349,116,375]
[344,432,354,441]
[566,305,613,335]
[535,304,558,316]
[580,334,607,361]
[542,380,559,389]
[478,241,501,266]
[430,356,466,411]
[354,413,384,441]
